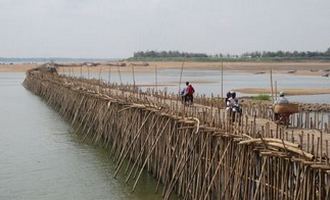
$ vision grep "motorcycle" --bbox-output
[226,103,242,123]
[274,113,290,126]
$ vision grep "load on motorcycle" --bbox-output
[225,91,242,122]
[273,91,298,126]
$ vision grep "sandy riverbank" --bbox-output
[235,88,330,96]
[0,63,38,72]
[1,61,330,76]
[62,61,330,76]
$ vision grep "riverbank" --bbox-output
[0,63,37,72]
[236,88,330,96]
[1,61,330,76]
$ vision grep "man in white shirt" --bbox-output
[274,91,290,124]
[275,91,289,104]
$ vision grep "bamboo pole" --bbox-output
[177,62,185,107]
[270,68,274,103]
[275,80,278,101]
[155,64,158,93]
[131,118,171,192]
[221,61,224,98]
[108,66,111,84]
[117,66,122,85]
[131,64,136,91]
[202,142,230,200]
[98,65,103,81]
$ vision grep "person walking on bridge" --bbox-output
[184,81,195,105]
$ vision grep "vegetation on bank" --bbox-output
[127,48,330,62]
[252,94,272,101]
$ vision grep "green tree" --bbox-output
[326,47,330,55]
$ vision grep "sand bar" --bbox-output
[0,61,330,76]
[235,88,330,96]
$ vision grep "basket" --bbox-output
[273,103,299,114]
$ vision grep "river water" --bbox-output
[0,73,163,200]
[71,68,330,104]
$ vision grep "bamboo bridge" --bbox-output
[23,67,330,200]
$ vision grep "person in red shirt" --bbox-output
[185,81,195,105]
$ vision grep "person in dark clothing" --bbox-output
[225,91,231,105]
[180,88,186,104]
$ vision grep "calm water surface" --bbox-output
[0,73,163,200]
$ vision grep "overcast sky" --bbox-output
[0,0,330,58]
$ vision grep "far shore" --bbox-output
[1,61,329,97]
[0,61,330,77]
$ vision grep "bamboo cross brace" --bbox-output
[113,111,152,178]
[131,118,171,192]
[201,142,231,200]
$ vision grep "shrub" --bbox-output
[252,94,271,101]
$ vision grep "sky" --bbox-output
[0,0,330,58]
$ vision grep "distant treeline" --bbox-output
[130,48,330,61]
[241,48,330,59]
[133,51,208,58]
